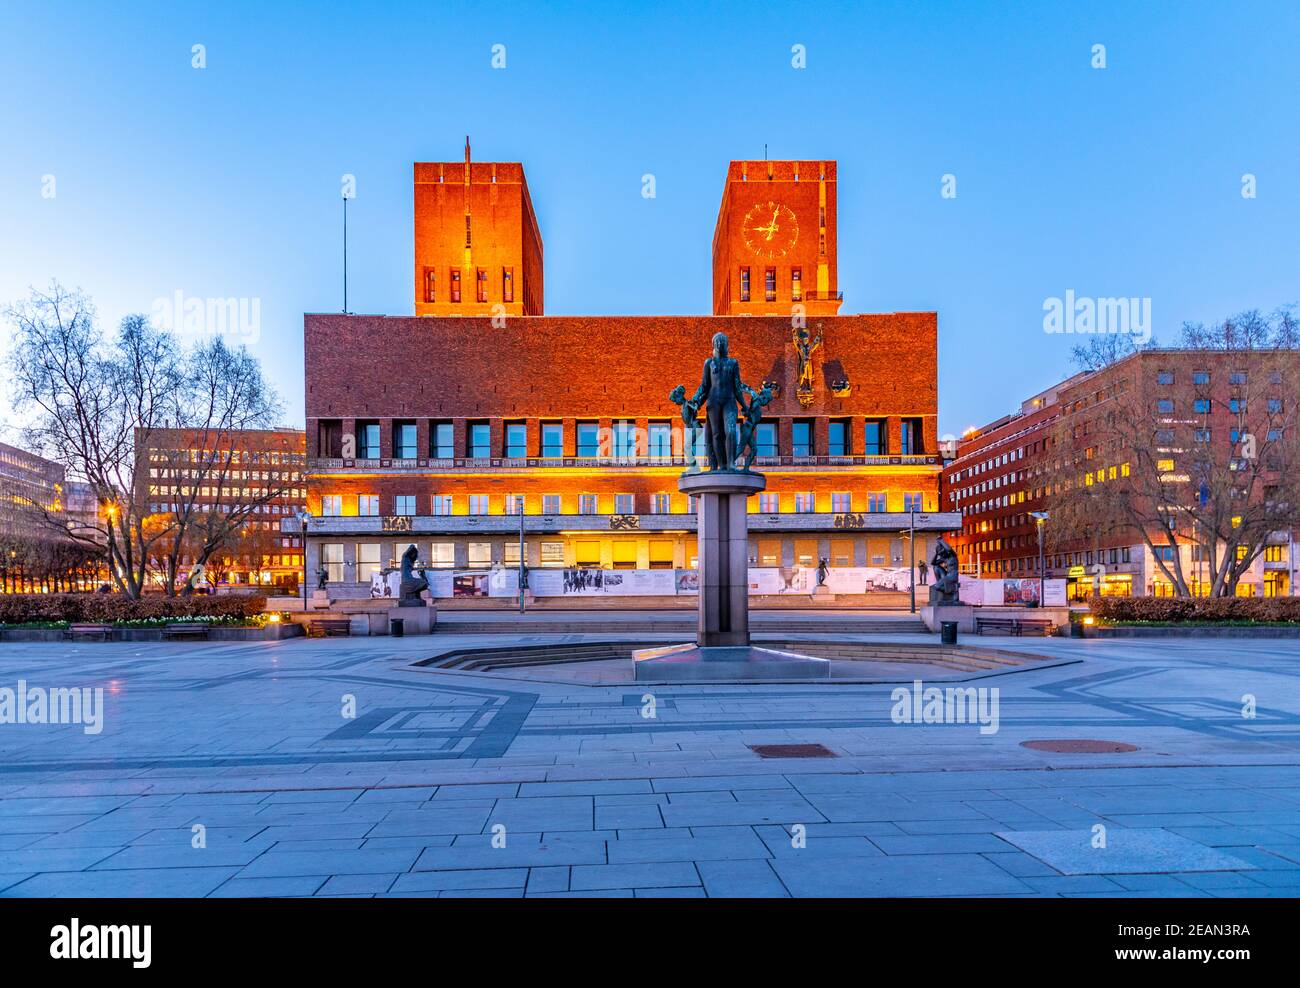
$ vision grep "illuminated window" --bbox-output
[541,423,563,458]
[504,542,522,565]
[356,543,381,582]
[467,543,491,567]
[739,267,750,302]
[764,267,776,302]
[423,268,435,303]
[757,539,780,566]
[394,495,416,516]
[358,495,378,516]
[450,268,461,303]
[791,268,802,301]
[468,494,490,515]
[429,543,454,567]
[321,495,343,516]
[1157,459,1174,472]
[502,267,514,303]
[431,495,452,515]
[476,267,488,303]
[540,542,565,566]
[1264,544,1285,563]
[321,543,345,583]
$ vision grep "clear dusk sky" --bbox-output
[2,0,1297,440]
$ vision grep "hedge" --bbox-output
[1089,595,1300,624]
[0,593,267,626]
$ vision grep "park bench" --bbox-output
[1017,619,1056,637]
[309,618,352,638]
[975,617,1020,636]
[162,622,211,641]
[63,623,113,641]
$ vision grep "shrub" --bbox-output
[1089,595,1300,624]
[0,593,267,626]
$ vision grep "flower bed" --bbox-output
[0,593,267,625]
[1088,595,1300,625]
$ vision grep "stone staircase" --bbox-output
[434,617,929,636]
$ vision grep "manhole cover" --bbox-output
[1021,739,1139,753]
[749,743,838,759]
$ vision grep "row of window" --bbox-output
[321,418,926,460]
[316,491,930,517]
[1156,397,1282,414]
[1156,370,1283,386]
[422,266,515,304]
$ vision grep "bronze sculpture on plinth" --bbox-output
[398,543,429,607]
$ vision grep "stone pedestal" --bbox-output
[811,585,836,604]
[680,471,765,647]
[634,470,828,682]
[309,590,330,609]
[387,605,434,635]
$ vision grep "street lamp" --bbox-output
[1031,511,1050,606]
[297,509,311,607]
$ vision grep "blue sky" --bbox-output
[2,0,1297,438]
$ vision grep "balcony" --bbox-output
[310,453,942,473]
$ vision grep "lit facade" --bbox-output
[299,154,958,603]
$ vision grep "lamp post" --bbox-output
[1031,511,1050,606]
[908,507,916,614]
[517,495,526,615]
[297,509,311,608]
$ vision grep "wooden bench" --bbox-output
[162,622,210,641]
[975,617,1020,636]
[64,623,112,641]
[1017,619,1056,637]
[309,618,352,638]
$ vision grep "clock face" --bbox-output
[742,201,799,259]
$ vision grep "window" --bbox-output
[827,420,847,456]
[756,422,777,458]
[502,267,514,303]
[1264,544,1285,563]
[792,420,813,457]
[1156,399,1174,414]
[831,492,851,512]
[476,267,488,303]
[739,267,750,302]
[1156,371,1174,385]
[757,539,780,567]
[648,422,671,460]
[1268,398,1283,414]
[903,492,924,513]
[649,540,674,569]
[791,267,802,301]
[758,493,779,513]
[429,542,454,567]
[612,421,637,460]
[450,268,461,303]
[431,494,453,515]
[615,493,635,514]
[504,494,524,515]
[1193,371,1210,386]
[541,423,563,458]
[467,543,491,567]
[505,422,527,458]
[423,268,436,303]
[358,495,378,516]
[651,493,671,514]
[577,422,600,457]
[1228,398,1244,414]
[612,541,637,569]
[794,492,816,513]
[319,420,344,458]
[542,494,561,514]
[867,492,887,513]
[321,495,343,517]
[1193,399,1211,414]
[1154,546,1176,562]
[394,495,416,516]
[432,421,454,458]
[356,543,381,582]
[468,494,490,515]
[764,267,776,302]
[469,421,491,458]
[503,542,522,565]
[1229,371,1247,385]
[357,421,380,459]
[579,493,598,514]
[900,418,923,455]
[394,421,417,459]
[540,542,565,566]
[864,419,888,455]
[321,544,345,584]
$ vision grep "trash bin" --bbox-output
[940,621,958,645]
[390,618,404,638]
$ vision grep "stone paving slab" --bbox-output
[994,829,1260,875]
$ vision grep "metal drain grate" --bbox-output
[1021,739,1139,753]
[748,743,838,759]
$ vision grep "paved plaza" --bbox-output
[0,628,1298,897]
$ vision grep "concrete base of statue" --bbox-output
[634,643,830,681]
[386,605,434,635]
[679,470,766,647]
[811,585,836,603]
[310,590,331,609]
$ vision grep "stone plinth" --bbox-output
[309,590,331,609]
[385,605,435,635]
[679,471,765,648]
[634,643,830,682]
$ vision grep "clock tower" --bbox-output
[711,159,841,316]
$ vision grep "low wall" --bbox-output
[920,604,1071,634]
[0,623,304,643]
[1089,624,1300,639]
